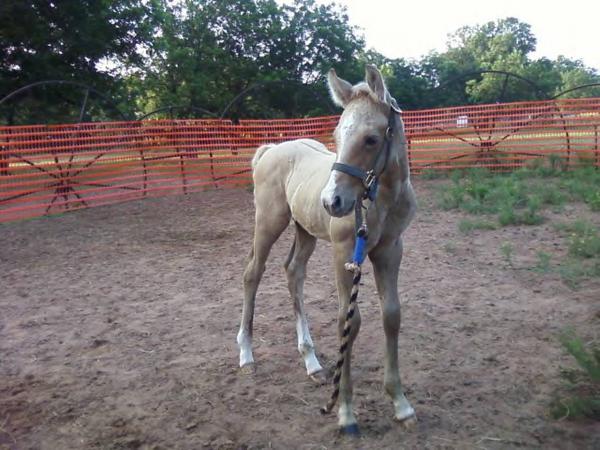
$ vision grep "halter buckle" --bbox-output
[363,170,376,190]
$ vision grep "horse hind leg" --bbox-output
[237,201,290,370]
[284,223,324,380]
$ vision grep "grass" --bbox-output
[435,158,600,287]
[550,329,600,420]
[553,220,600,287]
[500,242,514,266]
[437,163,600,227]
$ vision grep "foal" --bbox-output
[237,65,417,433]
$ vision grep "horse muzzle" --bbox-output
[321,180,356,217]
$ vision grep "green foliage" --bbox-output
[567,222,600,259]
[134,0,365,119]
[550,330,600,420]
[0,0,151,123]
[2,6,600,123]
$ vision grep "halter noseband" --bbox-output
[331,105,400,201]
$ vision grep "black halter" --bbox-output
[331,105,400,201]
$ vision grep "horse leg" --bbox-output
[283,223,324,379]
[369,238,417,427]
[237,203,290,370]
[333,244,361,433]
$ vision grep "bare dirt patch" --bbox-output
[1,180,598,449]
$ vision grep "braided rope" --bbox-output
[320,262,362,414]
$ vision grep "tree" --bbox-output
[551,57,600,98]
[0,0,151,123]
[138,0,364,118]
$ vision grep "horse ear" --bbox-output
[327,69,353,108]
[365,65,386,102]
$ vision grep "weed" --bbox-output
[558,259,600,288]
[500,242,513,266]
[534,251,552,273]
[436,164,600,225]
[558,220,600,259]
[550,329,600,420]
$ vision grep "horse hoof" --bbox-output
[397,414,417,430]
[339,423,361,436]
[308,369,329,385]
[239,363,256,375]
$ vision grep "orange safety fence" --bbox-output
[1,98,599,222]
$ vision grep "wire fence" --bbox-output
[1,98,599,222]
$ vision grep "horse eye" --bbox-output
[365,136,378,146]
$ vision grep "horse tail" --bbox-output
[251,144,274,170]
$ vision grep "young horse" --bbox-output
[237,65,417,433]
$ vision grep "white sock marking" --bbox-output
[237,328,254,367]
[296,316,323,375]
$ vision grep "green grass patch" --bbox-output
[558,259,600,289]
[550,330,600,420]
[553,220,600,286]
[437,162,600,230]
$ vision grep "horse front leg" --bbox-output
[333,245,361,434]
[369,237,417,427]
[238,206,290,371]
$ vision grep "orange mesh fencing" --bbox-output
[1,98,599,222]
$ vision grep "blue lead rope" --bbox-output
[351,229,368,265]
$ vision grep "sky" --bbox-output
[280,0,600,71]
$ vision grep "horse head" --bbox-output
[321,65,404,217]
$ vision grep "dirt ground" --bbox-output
[1,180,598,450]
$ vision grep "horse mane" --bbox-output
[348,82,384,105]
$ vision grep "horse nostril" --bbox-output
[332,195,341,210]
